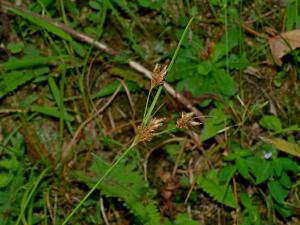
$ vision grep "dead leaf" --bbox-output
[269,29,300,66]
[261,137,300,158]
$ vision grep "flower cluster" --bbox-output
[151,64,168,89]
[136,118,165,142]
[176,112,201,129]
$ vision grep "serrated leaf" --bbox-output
[197,170,237,208]
[259,116,282,131]
[200,107,227,142]
[79,154,160,224]
[268,181,289,203]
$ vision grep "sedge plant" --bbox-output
[62,17,195,225]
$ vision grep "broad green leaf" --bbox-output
[274,203,292,218]
[7,42,24,54]
[219,165,236,183]
[286,1,300,31]
[276,157,299,173]
[236,158,249,178]
[272,158,283,177]
[200,108,227,142]
[211,42,227,62]
[268,181,289,203]
[172,213,199,225]
[89,0,102,10]
[254,161,273,184]
[223,153,238,161]
[216,53,249,70]
[220,25,241,51]
[261,137,300,158]
[138,0,165,9]
[164,144,181,162]
[167,54,198,82]
[31,105,73,121]
[237,149,253,158]
[279,172,291,189]
[239,192,252,207]
[197,60,212,75]
[246,156,273,184]
[213,68,236,96]
[0,157,18,170]
[0,173,13,188]
[259,116,282,131]
[197,169,237,208]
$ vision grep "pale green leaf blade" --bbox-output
[261,137,300,158]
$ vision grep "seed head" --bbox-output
[176,112,201,129]
[151,64,167,88]
[137,118,165,142]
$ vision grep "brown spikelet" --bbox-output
[176,112,201,129]
[137,118,165,142]
[151,64,167,88]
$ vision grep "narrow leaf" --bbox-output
[8,8,72,41]
[31,105,73,121]
[261,137,300,158]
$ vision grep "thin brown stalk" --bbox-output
[62,85,121,163]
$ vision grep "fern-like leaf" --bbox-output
[75,154,160,224]
[196,169,237,208]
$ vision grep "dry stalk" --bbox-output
[62,85,121,163]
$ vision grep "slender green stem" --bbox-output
[168,17,194,73]
[143,88,153,119]
[62,139,138,225]
[15,167,50,225]
[143,86,162,124]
